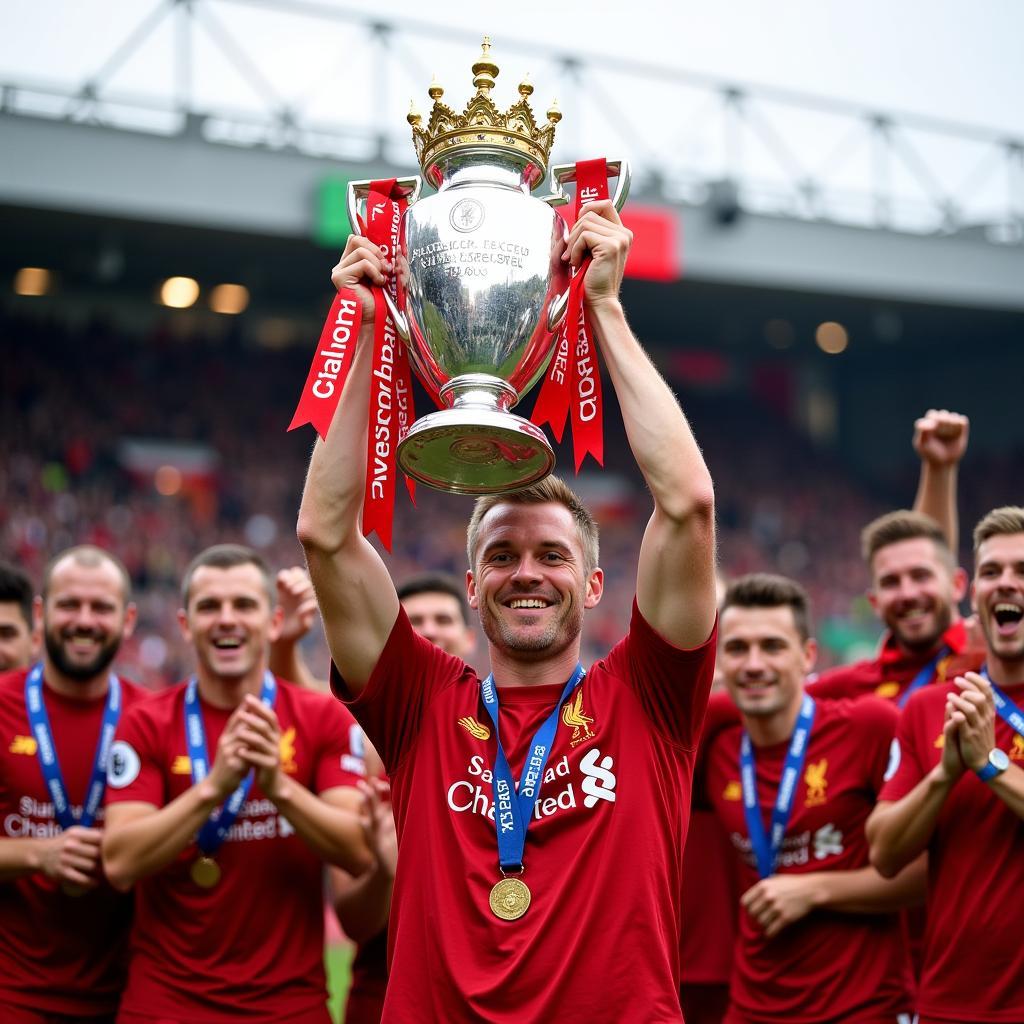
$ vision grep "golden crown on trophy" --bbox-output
[407,37,561,188]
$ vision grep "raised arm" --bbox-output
[569,200,716,648]
[296,238,401,694]
[912,408,969,552]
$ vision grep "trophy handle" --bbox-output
[538,159,631,212]
[346,177,421,342]
[541,160,631,332]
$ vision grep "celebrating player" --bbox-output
[102,544,372,1024]
[0,562,36,673]
[811,410,972,705]
[701,573,922,1023]
[868,507,1024,1024]
[0,546,143,1023]
[298,200,717,1021]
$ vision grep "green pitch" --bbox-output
[325,942,354,1023]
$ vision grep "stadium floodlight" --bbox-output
[14,267,52,296]
[815,321,849,354]
[209,283,250,315]
[159,276,200,308]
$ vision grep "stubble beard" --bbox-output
[892,599,953,654]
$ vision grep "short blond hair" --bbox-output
[973,506,1024,559]
[467,477,599,575]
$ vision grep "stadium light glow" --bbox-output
[210,283,250,315]
[815,321,848,354]
[14,267,52,296]
[159,276,200,308]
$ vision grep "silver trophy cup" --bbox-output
[348,157,629,495]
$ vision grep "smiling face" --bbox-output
[179,564,281,683]
[869,537,966,653]
[719,604,816,721]
[467,501,603,660]
[402,591,474,659]
[972,532,1024,665]
[42,556,135,682]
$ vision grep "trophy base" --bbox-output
[397,409,555,495]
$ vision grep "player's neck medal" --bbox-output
[489,876,531,921]
[477,664,585,922]
[183,672,277,890]
[190,856,221,888]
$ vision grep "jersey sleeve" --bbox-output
[330,607,471,775]
[105,701,166,807]
[599,599,718,750]
[851,697,901,794]
[310,696,368,792]
[878,690,931,803]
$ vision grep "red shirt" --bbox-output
[810,622,968,703]
[880,680,1024,1023]
[0,668,146,1018]
[334,601,716,1024]
[106,678,365,1024]
[704,697,913,1024]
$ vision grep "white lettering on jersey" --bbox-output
[107,740,141,789]
[813,823,844,860]
[278,814,296,838]
[883,738,901,783]
[579,748,617,808]
[349,725,366,759]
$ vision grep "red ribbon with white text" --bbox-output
[531,158,609,471]
[288,178,414,552]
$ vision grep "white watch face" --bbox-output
[990,748,1011,772]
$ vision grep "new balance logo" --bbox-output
[579,748,617,808]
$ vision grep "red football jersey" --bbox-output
[810,622,968,703]
[704,697,913,1024]
[106,677,365,1024]
[0,668,146,1018]
[880,680,1024,1023]
[332,601,716,1024]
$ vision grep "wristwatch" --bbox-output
[975,748,1010,782]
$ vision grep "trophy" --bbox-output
[347,38,629,495]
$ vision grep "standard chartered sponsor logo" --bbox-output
[446,749,618,823]
[579,748,617,807]
[883,738,901,782]
[813,823,844,860]
[4,795,106,837]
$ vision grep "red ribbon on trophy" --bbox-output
[288,178,417,552]
[531,157,609,472]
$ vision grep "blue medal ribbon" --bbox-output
[24,662,122,831]
[478,664,585,873]
[740,693,816,879]
[184,672,277,857]
[897,646,951,709]
[980,667,1024,737]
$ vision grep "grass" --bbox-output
[325,942,355,1024]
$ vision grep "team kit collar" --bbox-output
[477,663,586,921]
[740,693,816,880]
[183,671,277,889]
[879,620,966,668]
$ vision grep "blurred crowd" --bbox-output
[2,308,1019,687]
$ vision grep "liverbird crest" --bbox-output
[407,37,562,188]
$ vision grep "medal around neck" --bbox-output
[190,856,222,889]
[489,876,531,920]
[347,37,629,494]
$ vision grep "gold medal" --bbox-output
[489,876,531,921]
[190,856,221,888]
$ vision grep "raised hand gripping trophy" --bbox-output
[347,39,629,495]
